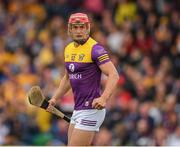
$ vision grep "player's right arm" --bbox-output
[48,69,71,108]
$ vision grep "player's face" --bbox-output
[70,23,89,42]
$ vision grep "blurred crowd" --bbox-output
[0,0,180,146]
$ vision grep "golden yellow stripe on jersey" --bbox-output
[98,54,108,59]
[99,56,109,62]
[98,54,109,62]
[98,56,109,62]
[99,57,109,62]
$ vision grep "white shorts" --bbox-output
[70,109,106,132]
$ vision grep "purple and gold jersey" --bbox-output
[64,37,110,110]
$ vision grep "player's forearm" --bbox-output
[101,72,119,101]
[52,74,71,100]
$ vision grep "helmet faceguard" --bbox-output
[68,13,90,44]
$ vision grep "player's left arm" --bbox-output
[92,61,119,109]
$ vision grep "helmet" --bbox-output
[68,13,90,44]
[68,13,90,24]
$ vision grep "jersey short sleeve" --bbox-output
[92,44,110,66]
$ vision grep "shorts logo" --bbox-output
[69,63,75,72]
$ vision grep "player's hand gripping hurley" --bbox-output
[27,86,70,123]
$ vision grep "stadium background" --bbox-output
[0,0,180,145]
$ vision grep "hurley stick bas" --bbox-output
[27,86,70,123]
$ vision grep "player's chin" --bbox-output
[74,36,83,40]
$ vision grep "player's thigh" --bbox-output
[67,123,75,144]
[68,128,95,146]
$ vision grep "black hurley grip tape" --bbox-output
[41,99,49,109]
[40,99,71,123]
[63,115,71,123]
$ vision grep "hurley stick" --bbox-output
[27,86,70,123]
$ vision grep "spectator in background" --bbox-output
[166,125,180,146]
